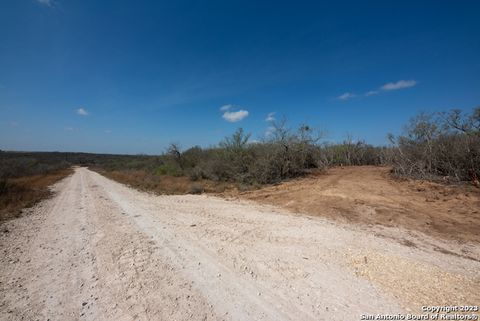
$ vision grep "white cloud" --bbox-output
[37,0,53,6]
[341,79,417,100]
[337,92,356,101]
[265,126,275,137]
[222,109,249,122]
[365,90,379,96]
[104,129,112,134]
[76,108,89,116]
[381,80,417,91]
[265,112,276,122]
[220,104,249,122]
[64,126,74,131]
[220,104,232,111]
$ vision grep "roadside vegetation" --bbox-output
[1,107,478,221]
[389,108,480,183]
[95,107,479,191]
[0,153,74,221]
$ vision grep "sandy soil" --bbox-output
[1,167,479,320]
[239,166,480,245]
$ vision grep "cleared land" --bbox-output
[0,167,479,320]
[237,166,480,245]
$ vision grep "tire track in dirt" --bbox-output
[1,167,479,321]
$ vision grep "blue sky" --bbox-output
[1,0,479,154]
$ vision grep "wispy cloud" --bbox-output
[365,90,379,97]
[381,80,417,91]
[76,108,89,116]
[220,104,232,111]
[64,126,74,131]
[265,112,276,122]
[36,0,53,6]
[104,129,112,134]
[265,126,275,137]
[337,92,356,101]
[340,79,417,100]
[9,121,19,127]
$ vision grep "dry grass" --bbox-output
[93,168,236,195]
[0,168,73,222]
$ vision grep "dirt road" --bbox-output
[1,168,479,321]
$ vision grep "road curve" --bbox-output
[1,167,478,320]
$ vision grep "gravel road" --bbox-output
[1,167,478,320]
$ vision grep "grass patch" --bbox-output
[92,168,234,195]
[0,168,73,222]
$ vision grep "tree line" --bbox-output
[158,107,480,185]
[1,107,479,187]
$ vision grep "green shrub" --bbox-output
[154,163,182,176]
